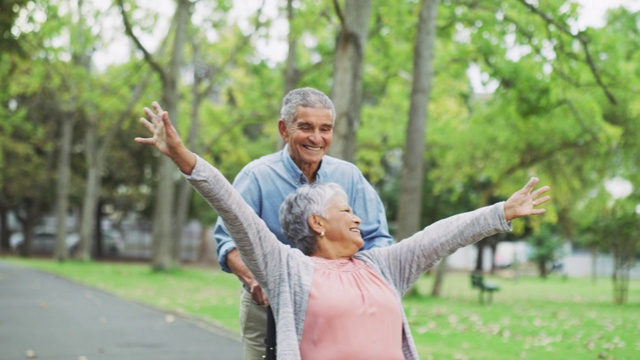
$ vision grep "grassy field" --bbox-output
[6,257,639,360]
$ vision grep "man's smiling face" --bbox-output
[279,106,334,175]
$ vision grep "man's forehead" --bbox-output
[292,118,333,126]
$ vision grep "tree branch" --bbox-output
[116,0,167,85]
[332,0,347,32]
[516,0,617,105]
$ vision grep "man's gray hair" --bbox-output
[280,87,336,127]
[279,182,347,256]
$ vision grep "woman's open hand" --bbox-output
[504,177,551,222]
[134,102,196,174]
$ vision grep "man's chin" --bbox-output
[300,153,325,163]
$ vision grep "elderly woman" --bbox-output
[136,102,550,360]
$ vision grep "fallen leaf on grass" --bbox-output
[585,340,595,351]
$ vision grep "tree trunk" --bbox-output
[489,240,498,275]
[612,238,634,305]
[197,223,213,265]
[612,266,629,305]
[283,0,300,96]
[78,118,100,261]
[172,70,204,263]
[79,69,150,261]
[0,207,9,251]
[328,0,372,161]
[430,256,447,297]
[475,240,485,272]
[395,0,438,241]
[151,0,190,271]
[538,259,548,278]
[15,146,53,257]
[590,246,597,284]
[68,0,96,261]
[279,0,300,150]
[54,115,74,261]
[20,220,36,257]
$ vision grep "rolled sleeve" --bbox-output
[351,174,394,250]
[214,220,236,273]
[212,168,262,272]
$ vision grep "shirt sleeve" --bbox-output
[350,172,394,250]
[213,167,261,273]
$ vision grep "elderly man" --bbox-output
[214,87,393,359]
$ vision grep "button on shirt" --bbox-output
[214,145,393,272]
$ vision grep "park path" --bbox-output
[0,260,242,360]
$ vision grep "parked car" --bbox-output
[12,232,78,255]
[12,230,124,257]
[69,229,125,257]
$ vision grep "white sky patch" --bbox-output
[574,0,640,29]
[604,177,634,199]
[92,0,287,71]
[81,0,640,76]
[92,0,175,72]
[468,0,639,93]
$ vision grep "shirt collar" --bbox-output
[280,144,326,184]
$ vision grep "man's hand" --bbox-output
[504,177,551,222]
[227,249,269,306]
[247,279,269,306]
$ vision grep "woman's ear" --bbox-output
[307,214,324,234]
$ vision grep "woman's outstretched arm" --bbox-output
[134,102,294,295]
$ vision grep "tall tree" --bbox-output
[278,0,301,150]
[119,0,191,270]
[328,0,372,161]
[394,0,440,295]
[54,0,95,262]
[395,0,438,241]
[76,72,150,261]
[172,4,265,262]
[53,107,75,261]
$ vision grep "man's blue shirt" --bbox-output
[214,145,393,272]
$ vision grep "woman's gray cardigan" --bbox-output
[184,155,512,360]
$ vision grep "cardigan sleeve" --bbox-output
[360,202,511,295]
[182,155,289,295]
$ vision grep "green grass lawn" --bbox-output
[6,257,640,359]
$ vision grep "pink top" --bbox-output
[300,257,403,360]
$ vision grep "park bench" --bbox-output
[470,272,500,304]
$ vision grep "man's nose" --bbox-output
[309,130,322,142]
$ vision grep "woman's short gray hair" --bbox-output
[280,87,336,127]
[279,182,347,256]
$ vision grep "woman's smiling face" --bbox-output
[321,195,363,257]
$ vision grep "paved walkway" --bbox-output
[0,260,242,360]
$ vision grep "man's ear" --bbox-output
[307,214,324,234]
[277,119,289,141]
